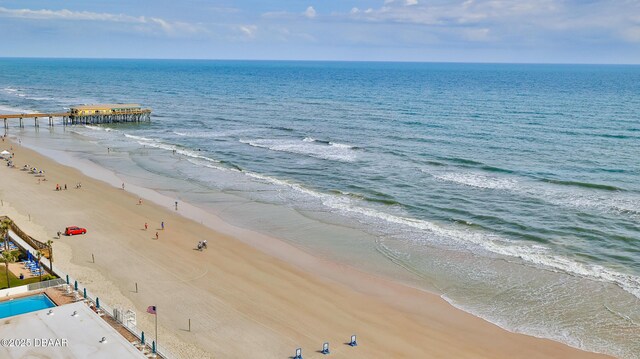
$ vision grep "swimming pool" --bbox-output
[0,294,56,319]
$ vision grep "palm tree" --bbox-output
[45,240,54,273]
[0,218,12,252]
[35,250,43,282]
[2,250,17,288]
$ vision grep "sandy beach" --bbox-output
[0,138,610,358]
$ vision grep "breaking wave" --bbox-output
[240,137,358,162]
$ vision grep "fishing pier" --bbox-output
[1,104,151,129]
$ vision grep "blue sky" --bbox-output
[0,0,639,63]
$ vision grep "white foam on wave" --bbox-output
[123,133,154,142]
[439,294,594,355]
[240,167,640,300]
[424,168,640,216]
[0,104,37,114]
[172,130,229,138]
[329,142,354,149]
[240,138,357,162]
[26,96,54,101]
[540,190,640,218]
[304,136,355,149]
[0,87,51,101]
[123,133,220,164]
[68,130,640,302]
[431,171,517,190]
[84,125,116,132]
[184,157,230,173]
[0,87,57,102]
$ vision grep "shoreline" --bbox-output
[0,136,611,358]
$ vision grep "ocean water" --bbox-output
[1,58,639,357]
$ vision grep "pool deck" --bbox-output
[0,301,148,359]
[7,262,38,279]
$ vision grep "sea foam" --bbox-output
[240,138,357,162]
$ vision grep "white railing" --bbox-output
[27,278,65,291]
[79,289,178,359]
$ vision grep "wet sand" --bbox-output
[0,138,611,358]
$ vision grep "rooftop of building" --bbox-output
[0,301,148,359]
[70,104,142,111]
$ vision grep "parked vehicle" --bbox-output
[65,226,87,236]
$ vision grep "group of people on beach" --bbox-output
[54,182,82,190]
[127,183,206,250]
[142,220,165,241]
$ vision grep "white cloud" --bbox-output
[621,26,640,42]
[338,0,640,44]
[0,7,205,36]
[304,6,317,19]
[384,0,418,5]
[461,27,491,41]
[239,25,257,38]
[345,0,560,26]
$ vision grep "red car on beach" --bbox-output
[65,226,87,236]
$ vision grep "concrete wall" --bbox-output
[0,284,29,298]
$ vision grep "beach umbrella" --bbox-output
[96,297,100,309]
[83,288,87,299]
[74,280,78,291]
[0,150,10,156]
[141,331,145,345]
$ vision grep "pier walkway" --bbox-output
[1,104,151,129]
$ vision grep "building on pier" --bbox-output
[1,104,151,129]
[67,104,151,125]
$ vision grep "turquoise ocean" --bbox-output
[1,59,639,357]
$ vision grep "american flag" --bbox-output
[147,305,156,315]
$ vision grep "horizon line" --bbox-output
[0,56,638,66]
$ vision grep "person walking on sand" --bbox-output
[175,201,178,210]
[138,198,142,205]
[122,183,125,190]
[161,221,164,230]
[144,222,148,230]
[155,232,159,240]
[64,184,67,190]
